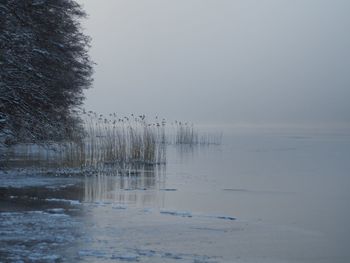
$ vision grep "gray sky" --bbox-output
[78,0,350,129]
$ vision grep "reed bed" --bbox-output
[1,112,167,170]
[172,121,222,145]
[0,113,222,173]
[80,111,167,167]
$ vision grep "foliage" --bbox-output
[0,0,93,145]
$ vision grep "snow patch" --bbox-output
[78,249,108,258]
[112,205,128,210]
[45,198,81,205]
[111,253,139,261]
[46,208,65,213]
[131,248,218,262]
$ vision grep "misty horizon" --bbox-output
[78,0,350,131]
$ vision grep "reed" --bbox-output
[80,112,167,167]
[172,121,222,145]
[0,113,222,172]
[1,112,167,170]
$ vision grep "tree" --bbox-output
[0,0,93,146]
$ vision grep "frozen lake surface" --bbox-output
[1,132,350,262]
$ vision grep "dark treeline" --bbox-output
[0,0,93,146]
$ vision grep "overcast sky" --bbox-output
[78,0,350,129]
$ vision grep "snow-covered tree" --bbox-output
[0,0,93,145]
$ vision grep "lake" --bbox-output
[1,130,349,262]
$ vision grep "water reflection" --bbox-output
[83,165,167,208]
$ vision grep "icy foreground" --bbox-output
[0,169,334,263]
[0,170,236,262]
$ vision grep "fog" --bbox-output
[78,0,350,130]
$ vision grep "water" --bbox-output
[1,131,350,262]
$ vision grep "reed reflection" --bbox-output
[83,165,166,208]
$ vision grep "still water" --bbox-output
[1,131,350,262]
